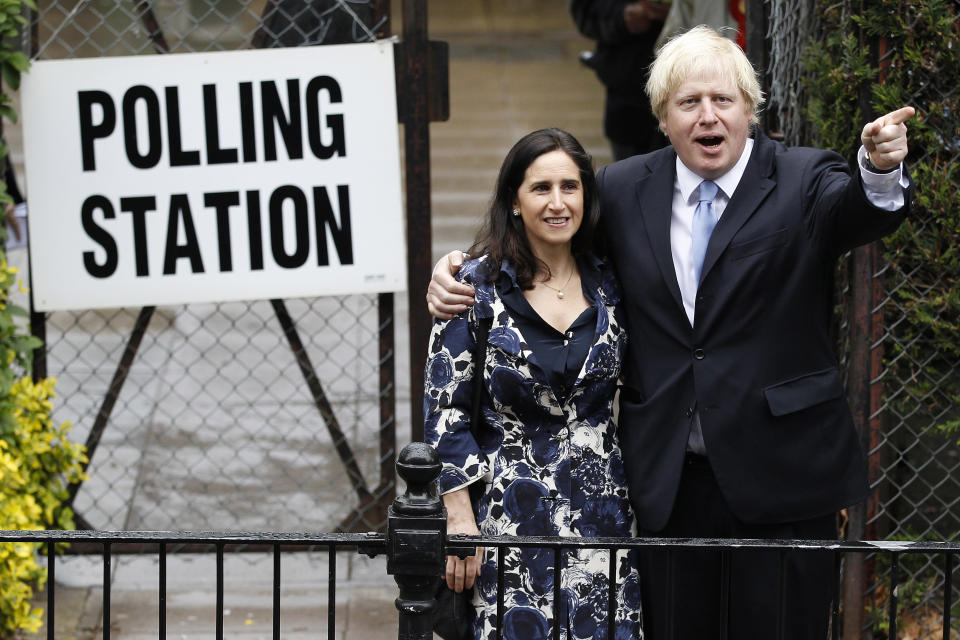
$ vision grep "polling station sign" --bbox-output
[21,41,405,312]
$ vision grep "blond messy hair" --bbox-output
[646,25,764,126]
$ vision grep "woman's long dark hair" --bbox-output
[467,128,599,290]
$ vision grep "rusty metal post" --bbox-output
[400,0,432,442]
[844,26,891,639]
[844,241,876,640]
[388,442,445,640]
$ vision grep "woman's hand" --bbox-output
[442,487,484,592]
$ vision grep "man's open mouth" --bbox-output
[697,136,724,148]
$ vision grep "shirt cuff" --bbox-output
[857,146,909,211]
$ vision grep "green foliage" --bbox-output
[0,0,33,148]
[805,0,960,445]
[0,0,34,209]
[0,375,87,638]
[0,1,88,637]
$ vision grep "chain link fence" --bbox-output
[24,0,397,534]
[766,0,959,637]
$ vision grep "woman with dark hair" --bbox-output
[424,128,641,640]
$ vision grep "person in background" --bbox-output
[570,1,671,160]
[655,0,744,49]
[425,128,642,640]
[427,26,914,640]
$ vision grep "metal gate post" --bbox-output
[843,246,872,640]
[400,0,433,442]
[844,27,891,640]
[388,442,446,639]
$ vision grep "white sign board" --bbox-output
[21,42,406,312]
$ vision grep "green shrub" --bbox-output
[0,372,87,638]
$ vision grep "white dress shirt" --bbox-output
[671,138,910,454]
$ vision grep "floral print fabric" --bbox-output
[424,256,643,640]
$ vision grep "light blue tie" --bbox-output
[691,180,719,287]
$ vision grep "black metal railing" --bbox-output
[0,529,386,640]
[2,442,957,639]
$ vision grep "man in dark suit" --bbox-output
[427,25,914,639]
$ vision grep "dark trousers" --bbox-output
[639,454,838,640]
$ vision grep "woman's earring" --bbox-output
[512,209,521,217]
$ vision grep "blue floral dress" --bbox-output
[424,255,643,640]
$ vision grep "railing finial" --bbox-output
[393,442,442,517]
[388,442,446,639]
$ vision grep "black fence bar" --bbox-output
[46,542,55,640]
[554,548,563,640]
[777,549,787,640]
[888,551,900,640]
[216,542,224,640]
[159,543,166,639]
[831,551,841,640]
[607,550,616,639]
[439,536,960,554]
[273,543,281,640]
[719,549,730,640]
[946,552,955,639]
[665,548,675,640]
[329,545,337,638]
[8,529,960,555]
[496,545,505,640]
[103,542,111,640]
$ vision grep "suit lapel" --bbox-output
[634,150,686,315]
[700,131,777,281]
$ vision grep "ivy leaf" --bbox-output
[0,102,17,123]
[6,304,30,318]
[0,61,19,92]
[5,50,29,73]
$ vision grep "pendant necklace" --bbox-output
[541,267,575,300]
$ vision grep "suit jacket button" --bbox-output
[693,348,705,360]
